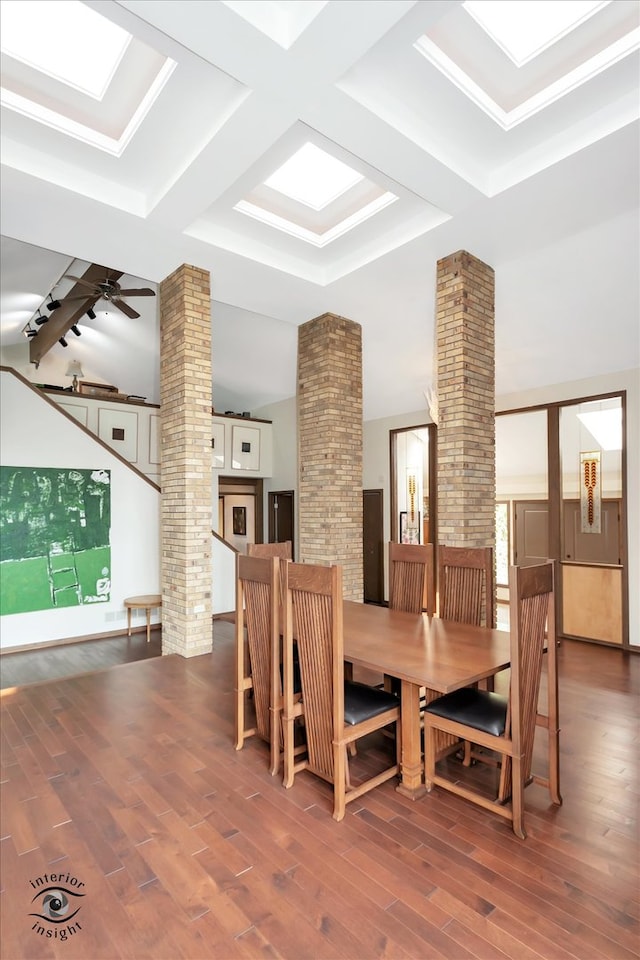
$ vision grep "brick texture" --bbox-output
[159,264,213,657]
[436,251,496,553]
[297,313,363,600]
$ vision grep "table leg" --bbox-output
[146,607,151,643]
[396,680,426,799]
[127,608,132,637]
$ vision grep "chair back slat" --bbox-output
[438,545,494,627]
[284,562,342,783]
[389,541,434,614]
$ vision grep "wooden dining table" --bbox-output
[342,600,556,801]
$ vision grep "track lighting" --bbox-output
[47,296,61,311]
[34,311,48,326]
[86,307,96,320]
[22,321,37,339]
[70,325,81,336]
[58,337,68,347]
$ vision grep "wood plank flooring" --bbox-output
[1,625,638,960]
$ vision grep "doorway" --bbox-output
[363,489,384,603]
[219,477,263,552]
[268,490,295,557]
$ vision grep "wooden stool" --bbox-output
[125,595,162,643]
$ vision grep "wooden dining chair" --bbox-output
[423,560,558,839]
[438,544,496,762]
[384,541,434,696]
[282,561,401,821]
[389,541,435,614]
[247,540,292,561]
[234,554,289,776]
[247,540,292,629]
[438,544,495,627]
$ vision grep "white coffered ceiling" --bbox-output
[1,0,638,419]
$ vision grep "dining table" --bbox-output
[342,600,560,803]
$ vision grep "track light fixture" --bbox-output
[47,296,61,311]
[58,337,68,347]
[22,321,37,339]
[34,311,48,326]
[86,307,96,320]
[70,325,81,336]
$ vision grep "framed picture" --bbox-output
[98,408,138,462]
[232,425,260,470]
[400,510,421,545]
[232,506,247,536]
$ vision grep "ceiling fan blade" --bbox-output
[117,288,155,297]
[64,275,99,291]
[112,298,140,319]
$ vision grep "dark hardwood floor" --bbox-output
[0,629,162,690]
[1,625,638,960]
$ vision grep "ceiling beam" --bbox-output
[29,265,123,366]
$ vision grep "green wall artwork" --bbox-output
[0,467,111,615]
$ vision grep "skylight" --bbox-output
[463,0,609,66]
[0,0,131,100]
[264,142,364,211]
[577,408,622,451]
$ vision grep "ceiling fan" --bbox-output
[62,272,156,319]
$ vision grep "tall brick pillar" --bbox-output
[436,250,495,552]
[297,313,363,600]
[159,264,212,657]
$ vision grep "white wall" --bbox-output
[0,371,161,649]
[252,397,297,547]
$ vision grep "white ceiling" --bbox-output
[0,0,638,419]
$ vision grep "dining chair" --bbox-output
[282,561,401,821]
[423,560,557,839]
[438,544,496,762]
[385,541,434,696]
[438,544,495,627]
[234,554,292,776]
[247,540,292,561]
[247,540,292,630]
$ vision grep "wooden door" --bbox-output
[363,489,384,604]
[268,490,294,557]
[514,501,549,566]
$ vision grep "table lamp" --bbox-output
[65,360,84,392]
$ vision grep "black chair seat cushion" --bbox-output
[279,651,302,694]
[344,681,399,726]
[424,687,507,737]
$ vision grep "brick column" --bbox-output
[159,264,212,657]
[436,250,495,550]
[297,313,363,600]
